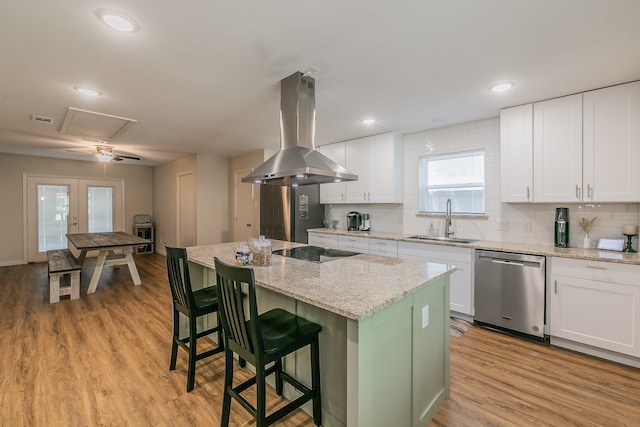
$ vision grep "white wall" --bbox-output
[325,117,640,248]
[153,154,229,254]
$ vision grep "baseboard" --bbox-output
[0,260,28,267]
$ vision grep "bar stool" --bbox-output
[166,246,224,392]
[213,257,322,427]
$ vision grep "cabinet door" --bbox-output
[550,274,640,357]
[344,138,371,203]
[533,94,583,202]
[367,133,403,203]
[398,242,473,316]
[500,104,533,202]
[583,81,640,202]
[317,143,347,203]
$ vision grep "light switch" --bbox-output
[422,305,429,328]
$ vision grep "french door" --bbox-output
[26,176,124,262]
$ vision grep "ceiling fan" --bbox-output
[95,145,141,163]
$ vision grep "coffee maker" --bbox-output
[555,207,569,247]
[360,214,371,231]
[347,211,362,231]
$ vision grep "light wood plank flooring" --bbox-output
[1,253,639,426]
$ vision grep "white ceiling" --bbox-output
[1,1,639,167]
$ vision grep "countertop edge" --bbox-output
[308,228,640,265]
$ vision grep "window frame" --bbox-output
[418,149,486,215]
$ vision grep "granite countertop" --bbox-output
[309,228,640,265]
[186,240,455,321]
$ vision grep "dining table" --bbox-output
[66,231,152,294]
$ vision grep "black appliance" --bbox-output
[347,211,362,231]
[555,207,569,247]
[260,184,324,244]
[273,246,361,263]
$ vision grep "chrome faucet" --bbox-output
[444,198,454,238]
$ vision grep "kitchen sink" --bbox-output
[408,235,479,244]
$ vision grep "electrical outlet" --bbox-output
[422,305,429,328]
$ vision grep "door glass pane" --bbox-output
[37,185,69,251]
[88,186,113,232]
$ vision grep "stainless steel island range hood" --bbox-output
[242,72,357,186]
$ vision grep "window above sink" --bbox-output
[418,150,486,215]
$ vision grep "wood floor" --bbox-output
[1,253,639,426]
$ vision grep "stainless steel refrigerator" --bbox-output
[260,184,324,244]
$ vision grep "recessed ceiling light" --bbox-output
[96,9,139,32]
[362,118,376,125]
[74,86,101,97]
[489,82,516,93]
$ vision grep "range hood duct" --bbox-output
[242,72,357,186]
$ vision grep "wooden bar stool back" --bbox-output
[166,246,224,392]
[213,257,322,427]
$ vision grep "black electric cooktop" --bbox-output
[272,246,361,263]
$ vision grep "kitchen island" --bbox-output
[186,240,454,427]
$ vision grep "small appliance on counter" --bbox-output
[554,207,569,247]
[359,214,371,231]
[347,211,362,231]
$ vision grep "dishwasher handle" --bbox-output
[478,255,542,268]
[490,259,524,266]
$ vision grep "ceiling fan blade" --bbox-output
[115,155,141,161]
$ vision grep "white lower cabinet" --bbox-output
[369,238,398,257]
[308,232,338,249]
[337,235,370,253]
[398,241,474,318]
[550,257,640,358]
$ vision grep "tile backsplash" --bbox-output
[322,117,640,249]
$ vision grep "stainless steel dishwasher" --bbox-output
[474,250,546,341]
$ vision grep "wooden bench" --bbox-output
[47,249,82,303]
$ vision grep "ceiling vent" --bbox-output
[59,107,137,140]
[31,115,55,125]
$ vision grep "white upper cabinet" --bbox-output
[583,81,640,202]
[317,142,347,203]
[500,104,533,202]
[319,132,403,204]
[501,81,640,203]
[533,93,584,202]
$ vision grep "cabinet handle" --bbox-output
[575,185,581,199]
[368,192,371,201]
[526,186,530,201]
[341,193,345,201]
[587,184,593,199]
[586,265,607,270]
[364,192,367,201]
[554,279,557,294]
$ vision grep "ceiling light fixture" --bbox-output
[96,9,139,32]
[96,152,112,163]
[74,86,101,97]
[362,118,376,125]
[489,82,515,93]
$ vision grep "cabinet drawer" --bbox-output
[398,241,472,263]
[337,235,370,252]
[552,257,640,287]
[369,238,398,257]
[308,232,338,249]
